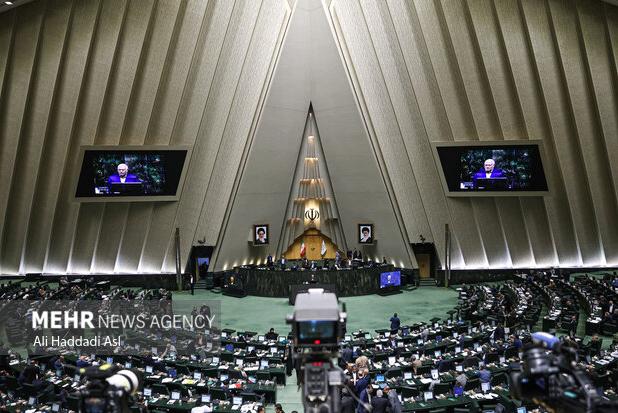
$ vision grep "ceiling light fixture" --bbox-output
[4,1,14,5]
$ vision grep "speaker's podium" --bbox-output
[473,177,508,190]
[110,182,144,195]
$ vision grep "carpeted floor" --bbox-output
[172,287,459,412]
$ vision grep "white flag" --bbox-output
[320,240,327,256]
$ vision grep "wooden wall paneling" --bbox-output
[0,1,46,274]
[1,0,73,274]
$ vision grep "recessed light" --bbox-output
[4,1,14,5]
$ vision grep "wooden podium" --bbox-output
[283,228,339,260]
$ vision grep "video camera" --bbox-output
[287,289,347,413]
[75,364,141,413]
[509,332,618,413]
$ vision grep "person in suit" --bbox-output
[478,366,491,384]
[266,253,273,267]
[341,345,354,364]
[107,163,141,191]
[341,386,356,413]
[279,255,286,270]
[265,328,278,341]
[357,383,372,413]
[384,387,402,413]
[354,368,370,397]
[493,324,505,342]
[472,159,505,180]
[371,390,389,413]
[390,313,400,335]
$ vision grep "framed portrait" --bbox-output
[253,224,269,245]
[358,224,374,244]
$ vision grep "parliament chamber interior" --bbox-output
[0,0,617,412]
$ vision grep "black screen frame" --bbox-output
[73,145,191,202]
[431,140,549,197]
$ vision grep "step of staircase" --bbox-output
[418,279,436,287]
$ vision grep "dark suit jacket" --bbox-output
[108,174,140,186]
[371,396,389,413]
[355,376,370,397]
[473,169,505,180]
[341,395,355,413]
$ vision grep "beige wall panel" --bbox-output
[411,0,476,139]
[465,1,536,266]
[96,0,155,141]
[46,0,128,272]
[121,0,182,144]
[0,2,45,274]
[212,2,310,270]
[91,0,155,273]
[407,0,483,267]
[91,203,129,273]
[548,0,618,264]
[470,199,511,267]
[467,0,525,139]
[142,0,265,273]
[146,0,211,144]
[520,197,557,266]
[172,0,236,145]
[495,198,533,266]
[439,0,500,139]
[359,0,456,264]
[493,0,572,264]
[1,0,72,274]
[520,0,598,265]
[26,0,101,273]
[438,1,511,266]
[177,0,291,272]
[329,0,429,258]
[576,0,618,263]
[111,0,183,272]
[67,204,104,273]
[0,12,15,98]
[114,203,152,272]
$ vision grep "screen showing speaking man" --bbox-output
[75,149,187,198]
[107,163,142,194]
[436,144,548,193]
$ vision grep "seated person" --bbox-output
[265,328,278,341]
[453,382,464,397]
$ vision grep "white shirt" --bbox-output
[120,177,126,183]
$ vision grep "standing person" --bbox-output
[390,313,401,335]
[371,390,389,413]
[384,387,402,413]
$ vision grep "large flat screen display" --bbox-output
[74,146,190,202]
[433,141,548,196]
[380,271,401,289]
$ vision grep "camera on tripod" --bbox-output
[509,332,618,413]
[287,288,347,413]
[75,364,141,413]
